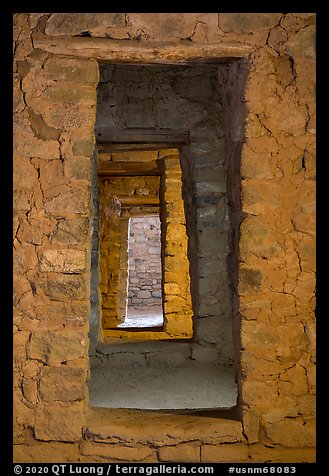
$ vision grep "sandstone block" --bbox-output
[34,302,89,328]
[38,274,87,301]
[286,24,316,60]
[263,95,308,136]
[201,443,249,463]
[47,86,96,105]
[14,442,81,463]
[249,444,316,463]
[80,441,156,462]
[165,314,193,338]
[49,218,90,245]
[34,403,83,442]
[137,290,151,299]
[304,322,316,361]
[44,56,99,85]
[14,330,31,366]
[39,249,86,273]
[242,379,278,408]
[29,330,87,364]
[296,394,316,418]
[280,364,309,397]
[239,267,262,294]
[14,398,35,440]
[45,13,125,36]
[14,129,60,160]
[194,316,223,344]
[218,13,281,33]
[265,419,316,448]
[46,104,96,130]
[44,188,90,215]
[65,156,91,180]
[22,378,38,405]
[39,367,85,401]
[28,108,60,141]
[72,136,95,157]
[195,180,226,194]
[242,408,259,444]
[158,443,200,462]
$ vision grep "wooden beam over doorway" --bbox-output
[33,33,253,64]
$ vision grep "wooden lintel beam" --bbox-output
[97,142,180,152]
[118,196,159,206]
[95,127,189,144]
[33,33,253,63]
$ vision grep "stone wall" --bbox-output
[127,216,163,310]
[13,13,316,463]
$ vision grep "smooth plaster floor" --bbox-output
[88,362,237,410]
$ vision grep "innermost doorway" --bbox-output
[118,214,164,329]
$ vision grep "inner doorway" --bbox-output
[119,214,164,328]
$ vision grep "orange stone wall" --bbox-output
[13,13,315,463]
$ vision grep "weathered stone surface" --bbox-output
[49,217,90,245]
[285,24,316,59]
[158,443,200,462]
[14,442,81,463]
[85,408,244,445]
[218,13,281,33]
[46,105,96,130]
[72,136,95,156]
[39,367,85,401]
[44,188,90,215]
[80,441,157,461]
[38,274,87,301]
[14,129,60,160]
[242,408,260,444]
[46,86,96,105]
[265,419,316,447]
[39,249,86,273]
[34,403,84,442]
[249,444,316,463]
[28,108,60,141]
[239,267,263,294]
[201,443,249,463]
[43,56,99,85]
[45,13,126,36]
[29,330,87,364]
[34,302,89,328]
[127,13,212,41]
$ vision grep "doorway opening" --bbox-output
[88,61,246,411]
[118,214,164,329]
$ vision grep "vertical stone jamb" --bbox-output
[159,150,193,338]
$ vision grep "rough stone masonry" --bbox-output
[126,216,163,311]
[13,13,315,463]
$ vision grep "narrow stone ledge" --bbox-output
[84,408,244,446]
[201,443,249,463]
[80,441,157,462]
[14,442,81,463]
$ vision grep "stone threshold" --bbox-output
[84,407,244,446]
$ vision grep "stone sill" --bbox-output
[84,407,244,446]
[101,328,193,343]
